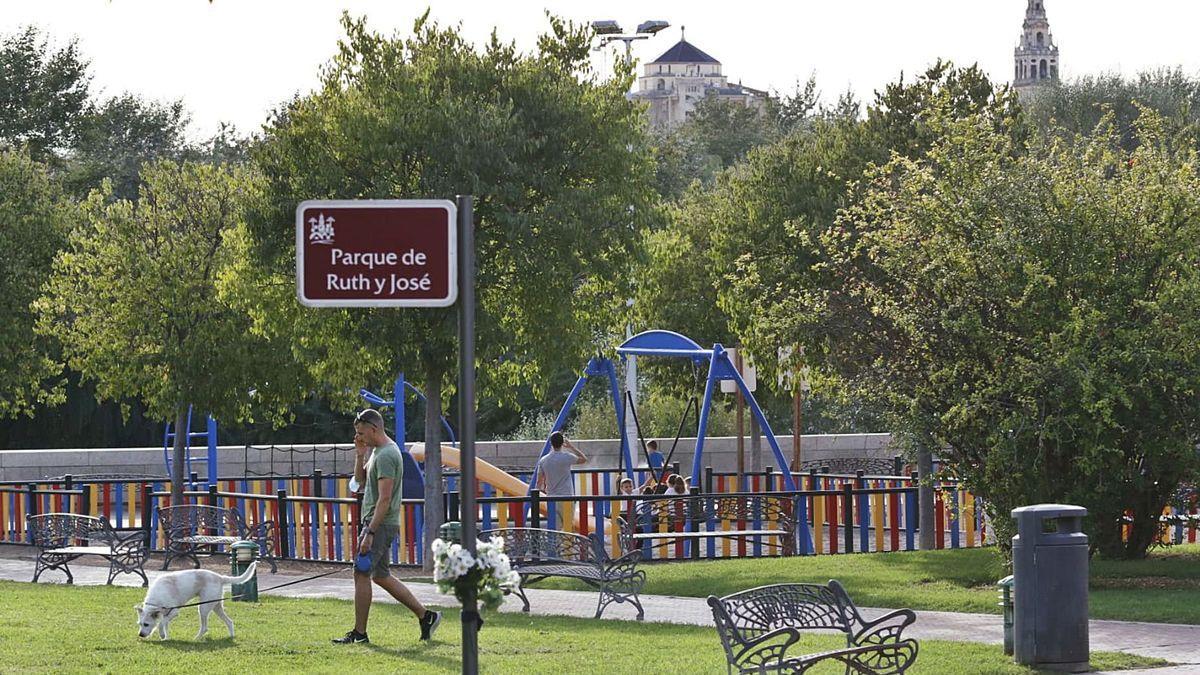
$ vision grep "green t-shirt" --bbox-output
[362,441,404,527]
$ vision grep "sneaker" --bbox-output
[419,610,441,641]
[332,629,369,644]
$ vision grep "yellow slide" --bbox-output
[407,444,621,547]
[407,444,530,496]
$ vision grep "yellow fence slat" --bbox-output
[964,493,976,547]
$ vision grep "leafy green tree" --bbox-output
[228,13,656,555]
[668,62,1016,415]
[0,26,90,161]
[36,161,305,499]
[63,94,190,200]
[0,150,69,417]
[1024,68,1200,151]
[773,110,1200,557]
[648,77,825,202]
[865,59,1024,161]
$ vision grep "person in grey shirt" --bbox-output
[535,431,587,531]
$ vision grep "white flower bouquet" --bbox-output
[432,536,521,611]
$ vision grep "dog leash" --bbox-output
[163,566,352,611]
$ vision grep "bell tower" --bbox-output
[1014,0,1060,97]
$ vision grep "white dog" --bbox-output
[135,563,257,640]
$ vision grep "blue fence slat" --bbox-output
[114,482,125,527]
[904,488,917,551]
[594,499,604,545]
[481,483,494,532]
[949,490,961,549]
[858,482,870,552]
[796,495,813,555]
[752,497,763,558]
[333,498,344,561]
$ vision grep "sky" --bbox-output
[6,1,1200,140]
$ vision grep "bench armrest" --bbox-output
[789,639,919,674]
[730,626,802,670]
[243,520,276,556]
[243,520,274,539]
[602,549,642,576]
[111,530,147,551]
[853,608,917,647]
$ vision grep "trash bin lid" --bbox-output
[1011,504,1087,519]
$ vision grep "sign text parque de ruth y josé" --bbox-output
[295,199,457,307]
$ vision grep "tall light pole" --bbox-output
[593,19,668,460]
[592,19,670,63]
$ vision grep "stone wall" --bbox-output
[0,433,896,482]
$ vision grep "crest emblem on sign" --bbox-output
[308,213,335,245]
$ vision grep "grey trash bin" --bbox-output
[1011,504,1089,672]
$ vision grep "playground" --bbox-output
[2,330,1199,673]
[1,331,996,570]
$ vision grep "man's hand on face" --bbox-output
[354,430,372,458]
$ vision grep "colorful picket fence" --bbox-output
[0,485,89,543]
[0,469,989,567]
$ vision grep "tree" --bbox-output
[36,161,305,500]
[685,62,1018,423]
[1023,68,1200,152]
[0,26,91,161]
[769,109,1200,557]
[0,150,69,417]
[63,94,190,200]
[228,13,656,561]
[648,78,827,202]
[865,59,1024,161]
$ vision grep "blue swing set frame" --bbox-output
[534,330,797,491]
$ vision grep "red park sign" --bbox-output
[295,200,458,307]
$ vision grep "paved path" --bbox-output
[0,550,1196,672]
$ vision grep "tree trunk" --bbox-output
[170,404,188,504]
[422,362,444,573]
[750,412,762,474]
[1095,486,1169,559]
[918,446,935,551]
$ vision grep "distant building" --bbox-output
[1014,0,1060,98]
[630,32,769,129]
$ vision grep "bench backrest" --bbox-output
[625,495,793,526]
[616,494,795,550]
[480,527,598,564]
[709,496,793,526]
[708,582,858,651]
[27,513,114,548]
[158,504,243,535]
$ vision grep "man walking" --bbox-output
[333,408,440,644]
[535,431,587,531]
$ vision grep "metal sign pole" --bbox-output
[456,195,479,674]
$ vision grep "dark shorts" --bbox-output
[360,523,398,579]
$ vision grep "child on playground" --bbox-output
[663,473,688,496]
[619,476,657,496]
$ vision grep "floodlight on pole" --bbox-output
[592,20,623,35]
[592,19,671,63]
[636,20,670,35]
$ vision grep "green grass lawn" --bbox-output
[535,543,1200,624]
[0,581,1163,674]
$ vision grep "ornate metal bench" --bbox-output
[618,494,796,555]
[480,526,646,620]
[708,581,918,674]
[27,513,149,586]
[158,504,277,572]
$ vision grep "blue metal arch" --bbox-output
[617,330,797,491]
